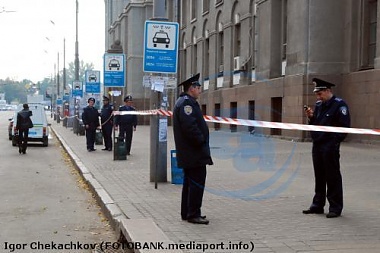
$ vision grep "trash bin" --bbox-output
[95,130,103,145]
[171,150,184,184]
[78,119,85,136]
[113,136,127,160]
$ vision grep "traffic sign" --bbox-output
[72,81,83,97]
[143,21,179,73]
[104,54,125,87]
[85,70,101,93]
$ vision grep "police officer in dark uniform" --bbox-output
[100,96,114,151]
[82,97,100,152]
[173,73,213,225]
[303,78,351,218]
[115,95,137,155]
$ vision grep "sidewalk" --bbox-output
[50,119,380,253]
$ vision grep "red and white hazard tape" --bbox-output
[113,109,380,136]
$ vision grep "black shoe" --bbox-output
[302,208,324,214]
[127,153,131,156]
[88,149,93,152]
[182,215,206,221]
[102,148,108,151]
[187,217,209,225]
[108,148,112,151]
[90,148,96,151]
[19,147,22,154]
[326,212,340,218]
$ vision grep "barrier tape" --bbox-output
[112,109,380,136]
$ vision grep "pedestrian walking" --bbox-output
[173,73,213,225]
[100,96,114,151]
[303,78,351,218]
[115,95,137,155]
[82,97,100,152]
[16,103,33,154]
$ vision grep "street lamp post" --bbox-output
[74,0,79,82]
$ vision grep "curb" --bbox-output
[51,126,183,253]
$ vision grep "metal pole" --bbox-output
[63,38,66,92]
[74,0,79,82]
[150,0,168,186]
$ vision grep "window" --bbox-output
[192,43,198,74]
[233,17,241,57]
[204,38,210,77]
[361,0,377,69]
[271,97,282,136]
[191,0,197,21]
[214,104,221,130]
[230,102,237,132]
[250,0,258,80]
[281,0,287,75]
[248,101,255,133]
[218,29,224,72]
[181,0,188,25]
[203,0,210,13]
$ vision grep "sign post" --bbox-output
[144,20,179,186]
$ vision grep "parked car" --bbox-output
[11,104,50,147]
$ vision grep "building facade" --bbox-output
[105,0,380,142]
[179,0,380,142]
[104,0,177,116]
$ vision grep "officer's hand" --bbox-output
[304,107,314,118]
[85,124,89,129]
[133,127,136,131]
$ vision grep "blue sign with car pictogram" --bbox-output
[104,54,125,87]
[143,21,179,73]
[85,70,101,93]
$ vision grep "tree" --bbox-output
[65,60,94,86]
[0,79,30,104]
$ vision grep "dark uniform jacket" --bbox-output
[309,95,350,148]
[173,93,213,168]
[16,109,33,130]
[82,106,100,130]
[115,105,137,127]
[100,104,114,126]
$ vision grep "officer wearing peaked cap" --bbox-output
[82,97,100,152]
[303,78,350,218]
[173,73,213,225]
[100,96,114,151]
[114,95,137,155]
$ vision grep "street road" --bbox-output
[0,110,116,253]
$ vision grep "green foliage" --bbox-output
[0,79,31,104]
[66,60,95,85]
[0,60,95,103]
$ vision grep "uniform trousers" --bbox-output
[181,165,207,220]
[119,124,133,154]
[311,144,343,214]
[85,129,96,150]
[102,123,113,150]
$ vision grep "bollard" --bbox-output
[113,136,127,160]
